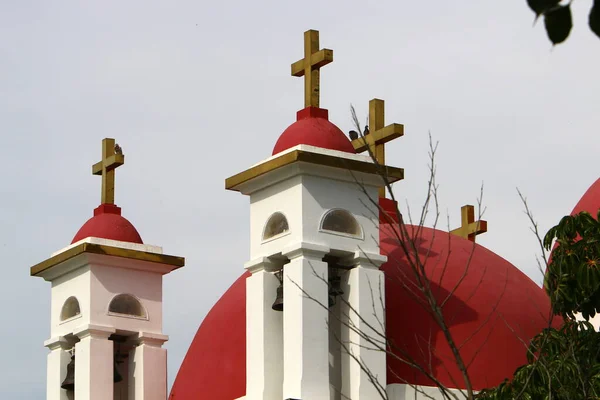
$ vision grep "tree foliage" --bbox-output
[526,0,600,45]
[477,211,600,399]
[477,320,600,399]
[545,210,600,320]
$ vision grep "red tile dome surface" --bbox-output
[272,107,356,155]
[71,204,143,244]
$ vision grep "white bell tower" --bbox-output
[31,138,185,400]
[227,30,405,400]
[228,135,402,399]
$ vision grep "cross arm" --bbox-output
[469,220,488,236]
[92,154,125,175]
[291,49,334,76]
[351,123,404,153]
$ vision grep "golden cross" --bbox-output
[351,98,404,197]
[291,29,334,108]
[92,138,124,204]
[450,205,488,242]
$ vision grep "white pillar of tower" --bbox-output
[73,325,116,400]
[341,251,388,400]
[45,336,71,400]
[128,332,169,400]
[245,257,283,400]
[282,243,330,400]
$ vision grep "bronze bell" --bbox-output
[114,360,123,383]
[61,354,75,391]
[272,283,284,311]
[328,275,344,307]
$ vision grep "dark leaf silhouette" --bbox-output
[544,5,573,45]
[527,0,560,17]
[590,0,600,39]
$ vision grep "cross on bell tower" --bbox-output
[291,29,334,108]
[351,99,404,197]
[450,205,488,242]
[92,138,124,204]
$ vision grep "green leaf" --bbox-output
[590,0,600,39]
[527,0,561,17]
[544,5,572,44]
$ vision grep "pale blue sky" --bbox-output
[1,1,599,398]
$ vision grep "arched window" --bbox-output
[60,296,81,321]
[263,212,290,240]
[108,294,147,319]
[321,209,362,237]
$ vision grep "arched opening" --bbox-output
[321,209,362,237]
[263,212,290,240]
[108,294,147,319]
[60,296,81,321]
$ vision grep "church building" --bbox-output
[31,29,600,400]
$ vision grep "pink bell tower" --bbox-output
[31,138,185,400]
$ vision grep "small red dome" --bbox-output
[71,204,143,244]
[272,107,356,155]
[170,201,555,398]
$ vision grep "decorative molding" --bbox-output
[73,324,116,340]
[132,331,169,347]
[31,242,185,278]
[244,257,279,273]
[52,237,163,258]
[225,147,404,192]
[282,242,330,260]
[44,336,70,351]
[353,250,388,269]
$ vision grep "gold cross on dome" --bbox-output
[291,29,334,108]
[450,205,488,242]
[351,98,404,197]
[92,138,124,204]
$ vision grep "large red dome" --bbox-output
[71,204,143,244]
[170,206,554,398]
[272,107,356,155]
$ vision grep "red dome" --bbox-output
[71,204,143,244]
[170,205,554,397]
[381,225,554,390]
[570,178,600,216]
[272,107,356,155]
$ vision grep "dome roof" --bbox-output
[381,225,553,390]
[570,178,600,215]
[170,208,554,397]
[71,204,143,244]
[272,107,356,155]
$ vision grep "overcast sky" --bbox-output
[1,1,599,398]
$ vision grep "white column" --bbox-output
[74,324,116,400]
[341,251,387,400]
[245,257,283,400]
[44,336,71,400]
[282,243,330,400]
[128,332,169,400]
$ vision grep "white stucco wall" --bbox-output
[387,383,466,399]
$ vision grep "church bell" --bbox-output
[61,354,75,391]
[328,273,344,307]
[61,351,123,390]
[114,359,123,383]
[272,271,284,311]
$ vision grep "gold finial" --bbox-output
[351,99,404,197]
[291,30,334,108]
[450,205,488,242]
[91,138,125,204]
